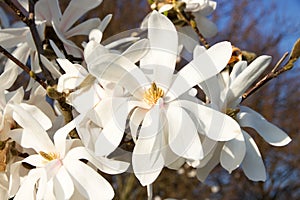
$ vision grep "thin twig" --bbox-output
[4,0,55,85]
[189,19,210,49]
[242,53,297,101]
[271,52,289,73]
[0,45,47,89]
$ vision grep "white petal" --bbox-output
[167,41,232,100]
[10,104,55,152]
[176,100,241,141]
[94,101,129,156]
[195,15,218,38]
[129,107,147,142]
[20,103,52,131]
[14,168,47,200]
[65,18,101,38]
[229,61,248,83]
[0,27,28,48]
[166,105,203,160]
[65,147,129,174]
[241,131,266,181]
[122,39,149,63]
[49,39,66,58]
[237,106,291,146]
[132,103,164,186]
[158,4,173,12]
[22,154,45,167]
[220,133,246,173]
[0,66,18,91]
[54,166,74,200]
[40,55,62,78]
[88,53,148,99]
[65,159,114,200]
[35,0,62,23]
[54,114,85,157]
[226,56,272,107]
[196,143,222,182]
[140,11,178,88]
[99,14,112,32]
[60,0,102,32]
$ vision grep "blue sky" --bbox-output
[270,0,300,53]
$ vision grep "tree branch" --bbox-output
[0,45,47,89]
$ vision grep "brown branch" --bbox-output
[4,0,55,85]
[242,52,297,101]
[0,45,47,89]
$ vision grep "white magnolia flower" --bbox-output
[196,56,292,181]
[9,106,128,200]
[35,0,103,58]
[88,11,241,186]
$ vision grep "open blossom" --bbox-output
[35,0,103,58]
[9,106,129,200]
[196,56,292,181]
[87,11,241,186]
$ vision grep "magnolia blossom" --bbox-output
[196,56,292,181]
[87,11,241,186]
[9,106,129,199]
[35,0,103,57]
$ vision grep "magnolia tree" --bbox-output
[0,0,299,199]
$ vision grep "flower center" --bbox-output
[226,108,240,120]
[143,82,164,106]
[39,151,60,161]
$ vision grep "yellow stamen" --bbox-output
[39,151,59,161]
[143,82,164,106]
[226,108,240,120]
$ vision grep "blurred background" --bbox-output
[1,0,300,199]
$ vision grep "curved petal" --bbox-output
[65,18,101,38]
[20,103,52,131]
[65,159,114,200]
[167,41,232,101]
[88,53,149,99]
[0,27,28,48]
[10,104,54,152]
[166,105,203,160]
[54,114,85,157]
[132,102,164,186]
[241,131,266,181]
[65,147,129,174]
[54,166,74,200]
[99,14,112,32]
[59,0,103,32]
[122,39,150,64]
[22,154,45,167]
[196,143,222,182]
[129,107,148,142]
[220,133,246,173]
[35,0,61,23]
[226,56,272,107]
[176,100,242,141]
[94,100,132,156]
[14,168,47,200]
[195,15,218,38]
[237,106,291,146]
[140,11,178,89]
